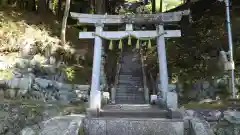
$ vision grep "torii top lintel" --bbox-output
[70,10,190,25]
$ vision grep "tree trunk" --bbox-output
[60,0,70,45]
[95,0,105,14]
[26,0,36,11]
[37,0,47,14]
[152,0,156,13]
[57,0,62,17]
[90,0,95,13]
[160,0,163,12]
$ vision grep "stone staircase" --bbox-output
[115,49,145,104]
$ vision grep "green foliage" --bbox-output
[0,0,8,7]
[0,69,13,80]
[145,3,230,82]
[62,66,75,82]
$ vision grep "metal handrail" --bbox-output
[140,46,149,104]
[114,49,123,87]
[111,49,123,103]
[149,71,157,95]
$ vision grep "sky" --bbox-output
[126,0,183,11]
[155,0,183,11]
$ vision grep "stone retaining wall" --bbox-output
[83,118,184,135]
[1,77,90,103]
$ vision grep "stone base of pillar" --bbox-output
[89,90,101,109]
[167,108,183,119]
[86,108,100,118]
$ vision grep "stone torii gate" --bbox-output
[70,10,190,111]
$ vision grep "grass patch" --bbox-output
[182,102,226,109]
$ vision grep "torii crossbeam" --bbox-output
[70,10,190,111]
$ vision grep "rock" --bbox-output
[24,115,86,135]
[212,110,240,135]
[223,110,240,124]
[49,56,56,65]
[186,90,198,100]
[18,89,28,97]
[6,78,20,89]
[63,121,80,135]
[202,81,210,89]
[56,82,73,90]
[0,61,9,70]
[199,99,214,104]
[35,78,51,89]
[209,110,222,119]
[28,91,43,100]
[32,54,46,65]
[30,59,39,67]
[6,89,17,98]
[6,76,34,90]
[41,64,56,74]
[20,127,36,135]
[0,102,65,135]
[189,118,215,135]
[0,90,4,98]
[73,85,90,90]
[12,70,22,78]
[58,91,77,104]
[18,77,33,90]
[15,58,30,69]
[75,89,88,101]
[185,110,196,117]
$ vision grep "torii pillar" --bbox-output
[89,22,104,110]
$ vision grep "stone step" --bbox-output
[115,97,143,101]
[119,72,142,75]
[115,99,145,104]
[102,104,159,111]
[117,83,142,87]
[116,87,143,91]
[100,111,168,118]
[120,67,141,70]
[117,84,142,87]
[118,74,142,78]
[118,80,142,84]
[116,90,143,94]
[118,78,142,82]
[116,97,144,101]
[115,95,144,99]
[119,73,142,76]
[116,91,143,94]
[115,93,143,97]
[116,88,142,92]
[115,92,144,96]
[83,117,184,135]
[120,66,141,68]
[121,58,140,61]
[100,104,171,118]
